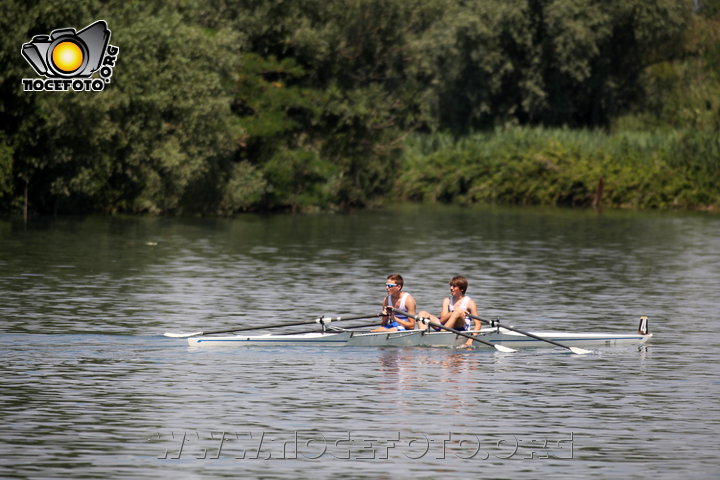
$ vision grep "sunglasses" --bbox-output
[385,283,400,288]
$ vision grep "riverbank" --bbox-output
[394,128,720,212]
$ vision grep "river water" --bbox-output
[1,205,719,479]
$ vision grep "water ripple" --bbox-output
[1,208,719,478]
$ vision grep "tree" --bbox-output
[3,2,243,214]
[419,0,690,130]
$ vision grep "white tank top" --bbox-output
[386,292,409,319]
[448,295,473,329]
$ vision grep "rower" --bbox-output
[372,274,417,332]
[416,275,481,348]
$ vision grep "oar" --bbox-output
[163,313,382,338]
[390,308,516,353]
[467,313,592,355]
[280,321,380,335]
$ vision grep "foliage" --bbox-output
[614,12,720,132]
[396,128,720,210]
[414,0,690,130]
[0,136,13,209]
[0,0,718,215]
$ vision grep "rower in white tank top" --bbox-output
[385,292,410,331]
[448,295,473,331]
[372,274,417,332]
[416,276,481,347]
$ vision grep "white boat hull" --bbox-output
[187,328,652,349]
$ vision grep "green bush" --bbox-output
[396,128,720,210]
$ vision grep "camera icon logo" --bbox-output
[21,20,119,92]
[22,20,111,78]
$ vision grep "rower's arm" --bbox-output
[380,299,390,325]
[462,300,481,347]
[439,298,452,324]
[469,300,481,331]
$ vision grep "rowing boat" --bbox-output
[186,321,652,350]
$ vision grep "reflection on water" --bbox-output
[1,206,719,478]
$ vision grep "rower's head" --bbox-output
[386,274,404,291]
[449,276,468,295]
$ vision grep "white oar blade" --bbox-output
[494,344,517,353]
[569,347,593,355]
[163,331,202,338]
